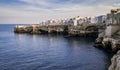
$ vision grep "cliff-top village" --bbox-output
[14,8,120,70]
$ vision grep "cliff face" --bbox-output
[94,25,120,70]
[14,25,40,34]
[94,27,120,52]
[14,24,104,36]
[109,50,120,70]
[14,25,68,34]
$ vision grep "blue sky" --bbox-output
[0,0,120,24]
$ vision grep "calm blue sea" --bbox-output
[0,24,111,70]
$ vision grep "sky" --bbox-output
[0,0,120,24]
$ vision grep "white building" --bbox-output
[67,18,74,25]
[106,12,120,25]
[78,19,84,24]
[73,16,84,26]
[90,15,107,24]
[73,18,78,26]
[91,17,97,23]
[49,19,56,25]
[105,10,120,37]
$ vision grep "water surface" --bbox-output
[0,24,111,70]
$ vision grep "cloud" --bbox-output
[113,3,120,7]
[0,0,119,24]
[18,0,120,9]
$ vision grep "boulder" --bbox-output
[109,50,120,70]
[14,26,26,33]
[94,37,103,48]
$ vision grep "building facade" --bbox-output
[105,10,120,37]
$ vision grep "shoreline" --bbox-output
[13,23,120,70]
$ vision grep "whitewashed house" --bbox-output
[67,18,74,25]
[73,16,80,26]
[91,17,97,24]
[90,15,106,24]
[73,16,84,26]
[105,9,120,37]
[78,19,84,24]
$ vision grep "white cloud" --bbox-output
[0,0,119,24]
[20,0,50,6]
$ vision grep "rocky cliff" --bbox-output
[94,25,120,70]
[109,50,120,70]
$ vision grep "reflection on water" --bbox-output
[0,24,111,70]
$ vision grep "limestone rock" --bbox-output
[102,38,112,49]
[109,50,120,70]
[14,26,27,33]
[94,37,103,48]
[111,40,120,52]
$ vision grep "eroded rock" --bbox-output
[109,50,120,70]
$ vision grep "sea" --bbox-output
[0,24,112,70]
